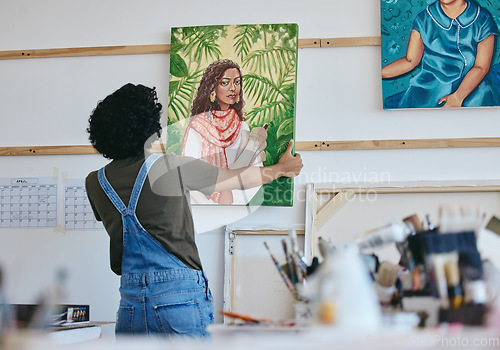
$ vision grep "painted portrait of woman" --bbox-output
[381,0,500,109]
[181,59,267,205]
[166,24,299,206]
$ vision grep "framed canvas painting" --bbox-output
[166,24,299,206]
[381,0,500,109]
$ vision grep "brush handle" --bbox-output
[264,242,300,300]
[282,239,297,284]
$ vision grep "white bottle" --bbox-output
[318,255,337,325]
[332,246,382,331]
[312,246,382,331]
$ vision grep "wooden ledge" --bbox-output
[0,37,379,60]
[1,137,500,156]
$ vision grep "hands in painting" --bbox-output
[248,126,268,164]
[215,139,302,192]
[438,35,495,108]
[231,125,268,169]
[438,93,463,108]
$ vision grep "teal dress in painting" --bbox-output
[398,0,499,108]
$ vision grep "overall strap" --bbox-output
[127,153,161,212]
[97,153,161,215]
[98,167,127,215]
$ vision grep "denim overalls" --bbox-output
[98,154,214,338]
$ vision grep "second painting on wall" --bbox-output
[381,0,500,109]
[166,24,299,206]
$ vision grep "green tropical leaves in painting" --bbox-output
[234,24,297,127]
[168,26,226,123]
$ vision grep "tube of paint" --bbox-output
[357,214,421,250]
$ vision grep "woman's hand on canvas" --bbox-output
[276,140,302,178]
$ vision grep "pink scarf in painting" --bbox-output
[182,109,242,204]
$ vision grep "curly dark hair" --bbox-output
[191,59,245,120]
[87,83,163,160]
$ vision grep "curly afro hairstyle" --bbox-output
[87,83,163,160]
[191,59,245,120]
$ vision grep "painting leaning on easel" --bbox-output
[381,0,500,109]
[166,24,299,206]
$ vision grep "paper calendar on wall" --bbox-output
[64,179,102,230]
[0,177,57,228]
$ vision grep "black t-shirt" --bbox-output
[85,153,219,275]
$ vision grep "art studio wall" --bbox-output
[1,0,500,324]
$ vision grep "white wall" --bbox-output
[1,0,500,325]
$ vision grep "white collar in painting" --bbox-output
[427,0,479,30]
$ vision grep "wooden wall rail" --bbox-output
[230,229,305,236]
[297,137,500,151]
[2,137,500,156]
[0,44,172,60]
[1,35,498,154]
[0,37,380,60]
[0,145,99,156]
